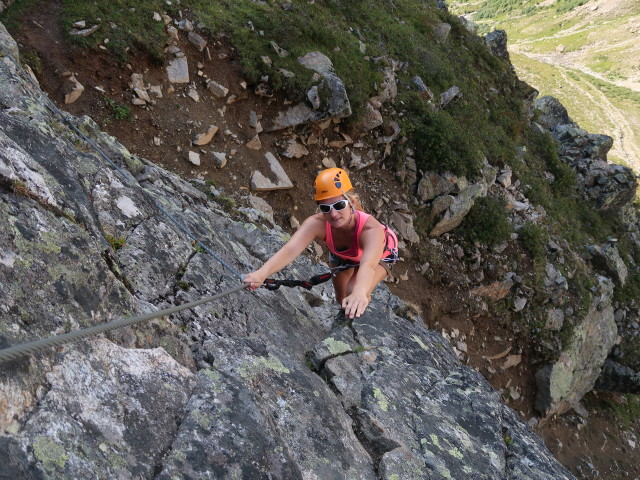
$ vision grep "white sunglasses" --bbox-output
[318,199,349,213]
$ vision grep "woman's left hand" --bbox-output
[342,292,369,319]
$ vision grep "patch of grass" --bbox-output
[20,48,43,76]
[0,0,40,34]
[460,196,513,247]
[216,194,236,211]
[106,233,126,251]
[555,0,587,14]
[103,96,130,121]
[584,393,640,431]
[518,223,548,261]
[192,242,206,254]
[59,0,168,62]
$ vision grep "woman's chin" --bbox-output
[330,217,347,229]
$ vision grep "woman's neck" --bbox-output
[333,210,356,233]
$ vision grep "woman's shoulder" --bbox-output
[300,213,328,234]
[359,211,383,230]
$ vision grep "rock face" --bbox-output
[595,360,640,393]
[0,22,574,479]
[589,242,628,286]
[535,95,638,213]
[484,29,510,60]
[535,278,617,416]
[2,341,195,477]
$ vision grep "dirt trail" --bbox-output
[557,68,639,165]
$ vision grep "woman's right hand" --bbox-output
[243,271,267,291]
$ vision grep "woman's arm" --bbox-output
[341,219,386,317]
[243,215,325,289]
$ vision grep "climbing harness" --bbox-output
[0,284,249,363]
[0,43,242,281]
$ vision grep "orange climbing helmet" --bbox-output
[314,168,353,201]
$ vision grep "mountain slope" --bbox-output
[0,21,575,478]
[451,0,640,169]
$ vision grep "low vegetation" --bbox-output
[460,196,512,247]
[103,96,130,121]
[105,234,126,251]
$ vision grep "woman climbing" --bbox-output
[243,168,398,319]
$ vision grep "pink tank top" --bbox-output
[324,210,398,263]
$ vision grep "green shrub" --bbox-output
[402,105,483,178]
[555,0,587,14]
[104,97,131,121]
[460,196,513,247]
[518,223,548,260]
[106,234,126,251]
[528,129,576,195]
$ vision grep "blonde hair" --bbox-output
[344,191,365,212]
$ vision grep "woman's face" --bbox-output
[318,195,352,228]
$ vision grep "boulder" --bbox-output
[166,25,179,41]
[434,22,452,42]
[206,79,229,98]
[176,19,193,32]
[187,151,200,166]
[69,25,99,37]
[484,29,510,60]
[429,164,496,237]
[212,151,227,168]
[264,51,351,132]
[166,57,189,84]
[416,172,456,202]
[281,139,309,158]
[64,75,84,104]
[250,152,293,190]
[594,360,640,394]
[535,277,617,416]
[388,211,420,244]
[192,125,218,146]
[440,85,461,107]
[187,87,199,102]
[353,102,383,133]
[412,76,434,99]
[245,134,262,150]
[187,31,207,51]
[470,278,514,301]
[589,243,628,286]
[459,16,478,35]
[535,96,571,129]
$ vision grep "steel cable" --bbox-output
[0,283,249,363]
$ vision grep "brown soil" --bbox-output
[6,1,639,478]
